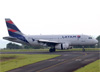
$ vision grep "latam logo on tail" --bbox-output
[3,18,98,52]
[5,19,29,43]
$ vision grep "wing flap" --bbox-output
[38,39,60,44]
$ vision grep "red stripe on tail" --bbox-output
[6,20,13,24]
[8,29,17,32]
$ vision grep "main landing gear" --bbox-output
[49,48,56,52]
[82,46,85,52]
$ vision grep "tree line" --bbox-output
[6,35,100,49]
[6,43,45,49]
[96,35,100,48]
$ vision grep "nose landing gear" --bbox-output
[82,46,85,52]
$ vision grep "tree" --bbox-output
[23,45,44,49]
[73,45,95,48]
[96,35,100,48]
[6,43,22,49]
[6,43,45,49]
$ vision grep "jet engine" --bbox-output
[55,43,70,50]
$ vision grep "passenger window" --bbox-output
[88,37,92,39]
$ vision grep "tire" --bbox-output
[82,48,85,52]
[53,48,56,52]
[49,48,56,52]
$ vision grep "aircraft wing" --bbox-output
[38,39,61,46]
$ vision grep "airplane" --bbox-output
[3,18,98,52]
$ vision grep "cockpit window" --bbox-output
[88,37,92,39]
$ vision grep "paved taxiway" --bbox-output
[1,51,100,72]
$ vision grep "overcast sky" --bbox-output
[0,0,100,48]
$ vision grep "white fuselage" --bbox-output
[24,35,98,46]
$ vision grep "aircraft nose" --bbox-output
[95,40,98,44]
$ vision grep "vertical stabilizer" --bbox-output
[5,18,23,37]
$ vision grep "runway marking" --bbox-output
[36,53,87,72]
[75,59,82,61]
[48,59,65,62]
[84,59,95,62]
[63,54,68,56]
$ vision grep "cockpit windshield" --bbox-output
[88,37,92,39]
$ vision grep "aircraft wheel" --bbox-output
[82,46,85,52]
[49,48,56,52]
[82,48,85,52]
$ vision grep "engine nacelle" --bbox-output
[55,43,69,50]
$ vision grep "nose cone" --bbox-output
[95,40,98,44]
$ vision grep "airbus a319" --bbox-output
[3,18,98,52]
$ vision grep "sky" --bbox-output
[0,0,100,48]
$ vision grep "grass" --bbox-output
[0,54,59,72]
[74,59,100,72]
[0,49,49,52]
[0,54,16,62]
[0,48,100,52]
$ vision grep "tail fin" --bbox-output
[5,18,29,43]
[5,18,23,37]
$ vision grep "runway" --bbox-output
[1,51,100,72]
